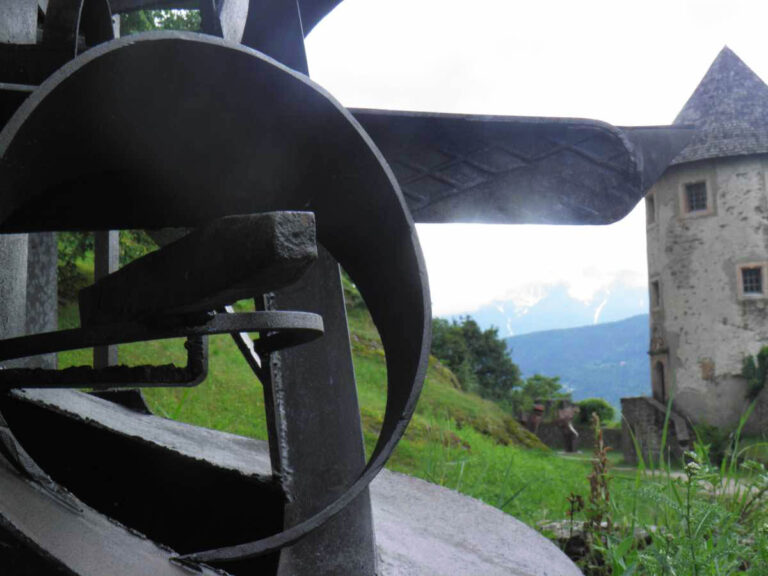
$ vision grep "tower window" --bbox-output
[651,279,662,309]
[685,181,708,212]
[738,263,768,298]
[654,360,666,403]
[742,267,763,295]
[646,194,656,225]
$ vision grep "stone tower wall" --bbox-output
[646,155,768,431]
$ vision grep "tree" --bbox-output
[431,318,478,391]
[521,374,565,402]
[58,231,158,301]
[431,316,522,401]
[120,9,201,35]
[509,374,569,415]
[577,398,615,424]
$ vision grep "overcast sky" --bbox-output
[304,0,768,317]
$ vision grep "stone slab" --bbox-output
[0,449,224,576]
[15,390,582,575]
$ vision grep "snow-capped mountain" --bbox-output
[445,283,649,337]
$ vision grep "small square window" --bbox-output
[646,195,656,225]
[685,181,708,212]
[742,267,763,295]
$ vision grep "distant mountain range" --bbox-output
[448,284,648,337]
[505,314,650,412]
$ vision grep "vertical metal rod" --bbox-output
[253,295,285,477]
[0,1,35,369]
[266,248,376,576]
[93,230,119,368]
[26,233,58,369]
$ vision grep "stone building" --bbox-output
[626,47,768,448]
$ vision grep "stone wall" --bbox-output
[534,422,621,453]
[646,155,768,429]
[621,396,692,465]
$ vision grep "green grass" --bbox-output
[58,291,628,526]
[55,266,768,575]
[58,304,271,440]
[57,297,672,532]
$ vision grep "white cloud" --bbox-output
[415,204,647,315]
[305,0,768,318]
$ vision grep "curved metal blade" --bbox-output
[0,32,430,560]
[353,109,695,225]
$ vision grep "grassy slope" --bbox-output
[57,268,621,527]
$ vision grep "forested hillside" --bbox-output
[506,314,650,411]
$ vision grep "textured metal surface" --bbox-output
[12,388,274,476]
[0,234,28,370]
[297,0,343,35]
[0,32,430,563]
[237,6,374,571]
[26,233,58,370]
[0,310,324,363]
[43,0,115,56]
[0,83,35,127]
[93,230,119,368]
[1,389,283,574]
[261,248,376,576]
[80,212,317,326]
[5,390,582,575]
[216,0,249,44]
[0,0,34,387]
[353,109,694,224]
[0,335,208,389]
[0,2,694,572]
[0,0,37,44]
[0,450,227,576]
[0,34,388,233]
[239,0,307,71]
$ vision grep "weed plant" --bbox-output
[56,260,767,573]
[570,400,768,575]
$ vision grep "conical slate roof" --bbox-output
[672,46,768,165]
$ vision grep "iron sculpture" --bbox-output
[0,1,692,574]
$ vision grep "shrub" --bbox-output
[57,231,158,302]
[566,401,768,575]
[431,317,521,400]
[58,232,93,300]
[577,398,615,425]
[693,423,732,466]
[741,346,768,400]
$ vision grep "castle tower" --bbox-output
[645,47,768,430]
